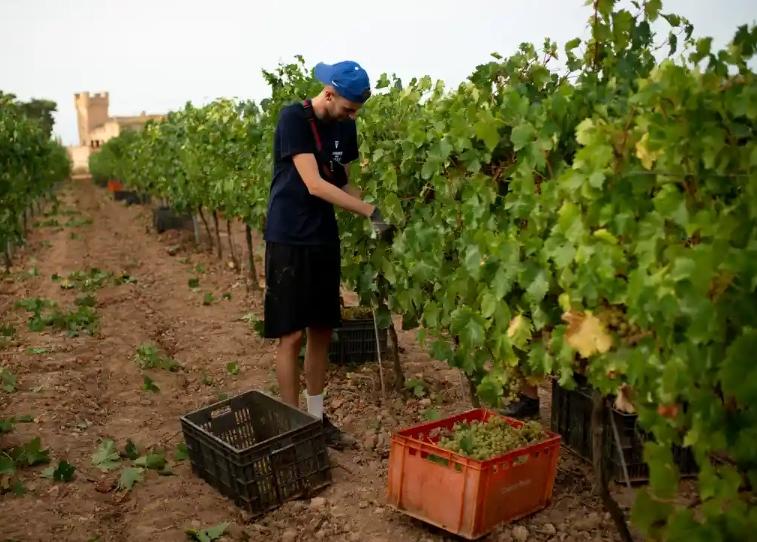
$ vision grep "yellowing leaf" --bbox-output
[562,310,613,358]
[614,384,636,413]
[635,133,661,170]
[507,314,532,350]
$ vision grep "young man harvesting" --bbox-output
[263,60,389,448]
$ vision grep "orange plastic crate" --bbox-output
[387,408,560,540]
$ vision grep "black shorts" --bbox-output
[263,242,342,338]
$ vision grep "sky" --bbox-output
[1,0,755,146]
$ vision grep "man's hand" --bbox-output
[370,207,394,240]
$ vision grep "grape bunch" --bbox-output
[438,417,546,461]
[341,306,373,320]
[598,306,640,337]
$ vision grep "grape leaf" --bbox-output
[42,460,76,482]
[92,439,121,471]
[12,437,49,466]
[142,375,160,393]
[185,522,229,542]
[563,311,613,358]
[134,452,166,471]
[507,314,533,350]
[0,418,15,433]
[123,439,140,460]
[117,467,143,491]
[635,133,660,170]
[0,453,16,475]
[1,368,17,393]
[174,442,189,462]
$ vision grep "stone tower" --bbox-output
[74,92,109,146]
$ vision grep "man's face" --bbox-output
[325,89,362,122]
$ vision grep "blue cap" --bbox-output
[314,61,371,103]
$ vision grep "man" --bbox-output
[263,60,389,448]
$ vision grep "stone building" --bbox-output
[67,91,163,173]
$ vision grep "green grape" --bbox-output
[438,417,547,460]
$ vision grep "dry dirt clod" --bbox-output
[362,431,377,451]
[512,525,529,542]
[309,496,327,511]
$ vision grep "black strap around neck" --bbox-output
[301,99,336,181]
[302,99,323,152]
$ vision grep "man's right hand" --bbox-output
[370,207,393,239]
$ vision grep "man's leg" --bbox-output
[276,330,304,408]
[304,326,332,418]
[305,325,355,449]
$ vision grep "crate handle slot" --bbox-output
[210,405,232,419]
[512,453,531,466]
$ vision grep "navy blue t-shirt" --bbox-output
[264,103,359,246]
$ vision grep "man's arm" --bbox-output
[293,153,373,217]
[341,165,363,198]
[342,184,362,198]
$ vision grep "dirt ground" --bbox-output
[0,180,630,542]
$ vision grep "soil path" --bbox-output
[0,181,623,542]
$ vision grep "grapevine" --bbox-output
[85,1,757,538]
[0,92,70,269]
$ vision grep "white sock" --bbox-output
[306,394,324,420]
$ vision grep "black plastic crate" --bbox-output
[180,390,331,516]
[114,191,149,205]
[153,206,192,233]
[328,317,387,364]
[551,380,697,483]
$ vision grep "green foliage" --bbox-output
[16,296,99,336]
[117,467,143,491]
[185,523,229,542]
[91,439,121,472]
[174,442,189,462]
[77,3,757,537]
[134,342,180,372]
[1,435,51,494]
[122,439,140,460]
[41,460,76,482]
[134,451,166,470]
[0,93,70,253]
[1,367,16,392]
[16,98,57,139]
[0,419,15,434]
[58,268,113,291]
[74,294,97,307]
[421,408,441,421]
[404,377,427,398]
[1,415,34,433]
[11,437,50,467]
[225,361,240,376]
[142,375,160,393]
